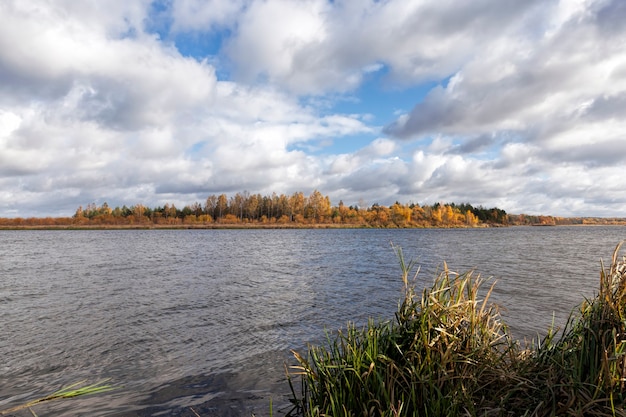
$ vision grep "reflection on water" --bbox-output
[0,227,625,416]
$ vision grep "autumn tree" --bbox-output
[132,204,147,222]
[306,190,331,223]
[205,195,217,219]
[391,202,411,227]
[289,192,305,221]
[430,204,443,224]
[367,204,390,227]
[216,194,228,221]
[230,193,245,221]
[246,193,260,221]
[277,194,290,220]
[465,210,479,226]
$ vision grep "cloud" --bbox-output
[325,138,396,176]
[0,2,219,133]
[170,0,246,31]
[0,1,373,216]
[1,0,625,218]
[375,0,626,216]
[385,0,626,143]
[223,0,546,95]
[446,133,498,155]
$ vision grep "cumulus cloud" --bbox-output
[378,0,626,215]
[0,0,625,217]
[224,0,545,94]
[0,0,372,216]
[385,0,626,141]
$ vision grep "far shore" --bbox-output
[1,221,625,231]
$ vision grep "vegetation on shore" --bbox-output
[287,242,626,416]
[1,189,624,229]
[1,191,506,228]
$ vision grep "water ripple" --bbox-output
[1,227,625,415]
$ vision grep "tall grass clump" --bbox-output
[288,244,520,416]
[528,240,626,415]
[288,241,626,416]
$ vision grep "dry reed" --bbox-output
[288,241,626,416]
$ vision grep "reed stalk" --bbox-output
[0,380,117,416]
[288,241,626,416]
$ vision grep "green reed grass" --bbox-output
[287,241,626,416]
[527,240,626,416]
[0,379,117,416]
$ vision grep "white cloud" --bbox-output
[385,0,626,142]
[224,0,546,94]
[0,1,374,216]
[0,0,625,218]
[225,0,333,92]
[325,138,396,176]
[363,138,396,157]
[0,110,21,138]
[375,0,626,217]
[0,1,150,81]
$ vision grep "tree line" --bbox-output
[2,191,624,228]
[0,190,518,228]
[62,190,510,227]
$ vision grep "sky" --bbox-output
[1,0,626,218]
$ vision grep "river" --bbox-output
[0,226,625,416]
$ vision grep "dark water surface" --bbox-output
[1,227,625,416]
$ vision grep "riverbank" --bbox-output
[0,223,491,230]
[1,222,624,231]
[2,214,625,230]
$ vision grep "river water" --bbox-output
[0,226,625,416]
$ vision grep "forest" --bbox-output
[0,190,623,228]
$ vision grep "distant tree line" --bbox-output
[1,191,624,228]
[64,191,510,228]
[507,214,626,226]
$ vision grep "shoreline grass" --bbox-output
[287,242,626,416]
